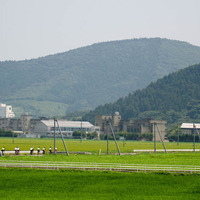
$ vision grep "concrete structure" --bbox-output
[112,112,122,132]
[120,118,166,141]
[34,120,98,138]
[95,112,121,133]
[0,113,39,134]
[95,112,167,141]
[0,114,99,138]
[0,103,15,118]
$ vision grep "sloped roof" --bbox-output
[41,120,94,128]
[181,123,200,129]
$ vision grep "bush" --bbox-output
[72,131,86,139]
[167,133,200,142]
[100,132,153,141]
[141,133,153,141]
[86,131,98,139]
[0,129,17,137]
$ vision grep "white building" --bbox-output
[0,103,15,118]
[34,120,98,138]
[181,123,200,134]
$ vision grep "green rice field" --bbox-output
[0,168,200,200]
[1,152,200,166]
[1,137,200,166]
[0,137,200,153]
[1,138,200,199]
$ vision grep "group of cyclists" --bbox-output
[30,146,58,155]
[1,146,58,156]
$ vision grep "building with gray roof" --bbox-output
[181,123,200,134]
[34,120,98,138]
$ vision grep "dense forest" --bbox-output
[83,64,200,128]
[1,38,200,117]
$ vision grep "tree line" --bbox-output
[83,64,200,133]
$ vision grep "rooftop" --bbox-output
[181,123,200,129]
[41,120,94,128]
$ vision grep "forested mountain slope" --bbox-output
[1,38,200,117]
[83,64,200,125]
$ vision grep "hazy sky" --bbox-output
[1,0,200,61]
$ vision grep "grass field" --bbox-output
[1,137,200,166]
[1,152,200,166]
[0,137,200,153]
[0,168,200,200]
[1,138,200,199]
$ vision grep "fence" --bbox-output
[0,160,200,174]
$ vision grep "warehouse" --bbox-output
[181,123,200,134]
[34,120,97,138]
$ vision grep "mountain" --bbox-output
[1,38,200,117]
[83,63,200,126]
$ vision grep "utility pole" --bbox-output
[154,123,156,152]
[177,128,179,146]
[107,122,109,154]
[123,126,127,147]
[54,118,56,154]
[123,131,125,147]
[155,123,167,153]
[109,122,121,155]
[194,124,200,142]
[80,119,82,143]
[56,120,69,155]
[12,131,14,144]
[193,124,195,152]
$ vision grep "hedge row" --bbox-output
[0,130,17,137]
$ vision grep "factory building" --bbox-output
[95,112,167,141]
[0,112,99,138]
[0,113,40,134]
[95,112,121,133]
[120,118,166,141]
[34,120,99,138]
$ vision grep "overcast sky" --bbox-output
[1,0,200,61]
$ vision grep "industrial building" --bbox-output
[0,113,40,134]
[0,103,15,118]
[34,120,99,138]
[95,112,167,141]
[95,112,121,133]
[0,112,99,138]
[181,123,200,134]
